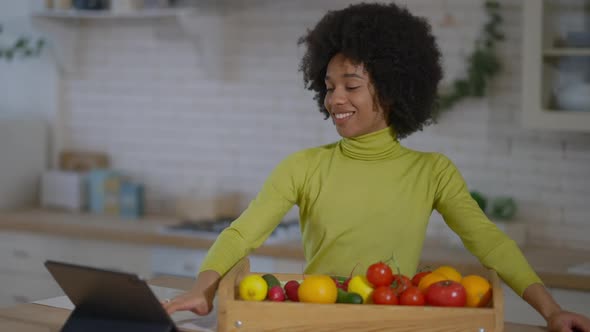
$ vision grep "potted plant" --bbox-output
[0,23,44,61]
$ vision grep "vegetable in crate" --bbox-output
[267,285,286,302]
[366,262,394,287]
[372,286,398,305]
[399,286,425,306]
[331,276,350,291]
[298,275,338,304]
[336,288,363,304]
[347,275,374,304]
[461,275,492,307]
[411,271,431,287]
[283,280,300,302]
[432,265,462,283]
[261,274,281,288]
[425,280,467,307]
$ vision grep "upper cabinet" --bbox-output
[522,0,590,131]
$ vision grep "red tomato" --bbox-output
[399,286,425,306]
[411,271,431,287]
[366,262,394,287]
[372,286,399,305]
[391,274,412,295]
[425,280,467,307]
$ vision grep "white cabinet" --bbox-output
[150,246,306,277]
[0,232,151,307]
[150,247,208,278]
[522,0,590,131]
[68,238,152,277]
[0,231,307,306]
[502,283,590,325]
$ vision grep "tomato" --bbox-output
[425,280,467,307]
[399,286,425,306]
[391,274,412,295]
[411,271,431,287]
[372,286,398,305]
[366,262,394,287]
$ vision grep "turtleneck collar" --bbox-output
[339,127,402,161]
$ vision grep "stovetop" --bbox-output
[163,217,301,243]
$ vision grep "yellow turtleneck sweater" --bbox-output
[200,127,541,296]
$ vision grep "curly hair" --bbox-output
[298,2,443,139]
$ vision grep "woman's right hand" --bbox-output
[162,270,221,316]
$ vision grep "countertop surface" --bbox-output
[1,209,589,291]
[0,275,547,332]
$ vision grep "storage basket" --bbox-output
[216,257,504,332]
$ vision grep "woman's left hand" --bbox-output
[547,310,590,332]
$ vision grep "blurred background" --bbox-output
[0,0,589,325]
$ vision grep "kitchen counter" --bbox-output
[0,209,589,291]
[0,275,547,332]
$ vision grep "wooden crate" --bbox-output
[217,257,504,332]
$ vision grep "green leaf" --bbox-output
[439,0,504,112]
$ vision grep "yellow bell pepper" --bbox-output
[347,275,374,304]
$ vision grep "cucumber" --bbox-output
[336,288,363,304]
[261,273,281,288]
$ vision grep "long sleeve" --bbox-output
[432,154,543,296]
[198,151,306,276]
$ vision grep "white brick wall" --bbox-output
[58,0,590,250]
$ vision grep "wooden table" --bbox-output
[0,276,548,332]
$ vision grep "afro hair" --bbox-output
[298,2,443,139]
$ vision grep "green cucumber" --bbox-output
[262,273,281,288]
[336,288,363,304]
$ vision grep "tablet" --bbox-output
[44,260,178,332]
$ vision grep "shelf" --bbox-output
[522,0,590,132]
[29,7,220,74]
[523,109,590,131]
[543,48,590,57]
[31,8,194,20]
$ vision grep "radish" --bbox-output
[267,285,286,302]
[284,280,300,302]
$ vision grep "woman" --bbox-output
[164,3,590,331]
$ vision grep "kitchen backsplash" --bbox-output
[58,0,590,250]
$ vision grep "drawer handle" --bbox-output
[12,249,30,259]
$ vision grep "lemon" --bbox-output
[239,274,268,301]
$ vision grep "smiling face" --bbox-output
[324,53,388,138]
